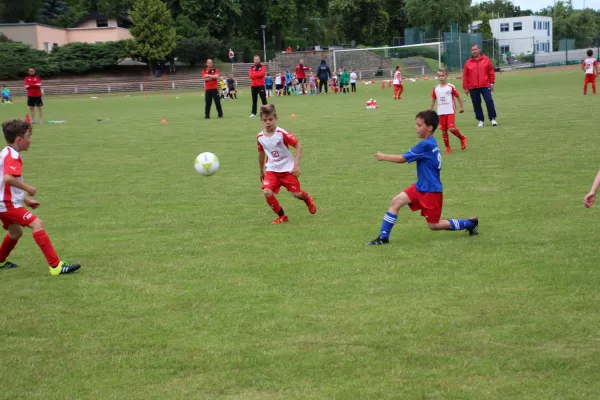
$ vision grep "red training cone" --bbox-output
[25,114,31,123]
[381,81,385,89]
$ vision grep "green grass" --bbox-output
[1,67,600,399]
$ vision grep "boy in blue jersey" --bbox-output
[367,110,478,245]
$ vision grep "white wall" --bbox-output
[472,16,553,55]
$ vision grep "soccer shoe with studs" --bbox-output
[445,147,452,154]
[271,215,288,225]
[460,137,468,150]
[366,236,389,246]
[466,217,479,236]
[0,260,18,269]
[306,196,317,214]
[49,261,81,276]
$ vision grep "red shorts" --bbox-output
[0,207,37,230]
[585,74,596,84]
[439,114,456,131]
[404,184,443,223]
[394,84,403,90]
[262,171,302,194]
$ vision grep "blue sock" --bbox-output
[380,212,397,239]
[447,219,474,231]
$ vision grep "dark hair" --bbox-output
[415,110,439,132]
[260,104,277,118]
[588,49,594,57]
[396,65,400,70]
[2,120,31,143]
[470,44,479,49]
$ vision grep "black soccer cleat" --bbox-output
[366,236,389,246]
[0,260,18,269]
[467,217,479,236]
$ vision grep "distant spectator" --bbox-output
[1,85,12,104]
[202,59,223,119]
[295,58,310,95]
[249,55,268,118]
[286,46,292,53]
[296,44,300,52]
[229,49,235,63]
[316,60,332,94]
[168,56,176,73]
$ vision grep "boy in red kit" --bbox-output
[257,104,316,224]
[0,120,80,275]
[24,68,43,124]
[429,68,467,154]
[393,65,403,99]
[582,49,599,95]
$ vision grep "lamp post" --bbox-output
[261,25,267,62]
[302,28,308,51]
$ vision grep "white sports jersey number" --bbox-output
[437,152,442,170]
[271,150,280,157]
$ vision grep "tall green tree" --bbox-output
[0,0,42,22]
[84,0,131,21]
[179,0,241,40]
[268,0,298,50]
[479,12,493,40]
[405,0,472,38]
[39,0,71,23]
[472,0,532,18]
[329,0,390,45]
[128,0,176,67]
[385,0,407,38]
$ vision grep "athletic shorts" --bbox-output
[266,85,273,89]
[276,84,282,90]
[0,207,37,230]
[298,78,306,84]
[585,74,596,84]
[339,82,345,89]
[403,183,443,224]
[394,84,403,90]
[262,171,302,194]
[439,114,456,131]
[27,97,43,107]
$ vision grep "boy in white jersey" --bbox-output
[257,104,317,224]
[582,49,598,95]
[0,120,80,275]
[393,65,403,99]
[429,68,467,154]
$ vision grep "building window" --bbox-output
[547,22,551,36]
[533,20,536,30]
[500,23,509,32]
[500,45,510,53]
[53,43,58,49]
[44,42,49,52]
[547,41,551,51]
[513,22,522,31]
[96,19,108,27]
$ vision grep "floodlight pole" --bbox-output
[261,25,267,62]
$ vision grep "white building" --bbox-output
[470,16,553,56]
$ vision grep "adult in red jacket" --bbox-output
[295,59,310,95]
[462,44,498,127]
[24,68,43,124]
[202,59,223,119]
[249,55,268,118]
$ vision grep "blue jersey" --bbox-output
[285,73,293,84]
[402,136,442,193]
[265,76,272,86]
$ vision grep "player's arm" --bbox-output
[374,152,407,163]
[291,142,302,176]
[584,168,600,208]
[258,151,266,181]
[3,175,36,196]
[25,196,40,209]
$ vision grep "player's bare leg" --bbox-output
[37,106,43,124]
[292,191,316,214]
[442,132,452,154]
[264,188,287,224]
[367,192,411,245]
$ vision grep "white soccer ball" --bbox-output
[194,152,220,176]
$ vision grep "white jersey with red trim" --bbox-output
[257,127,299,173]
[0,146,25,211]
[582,57,598,74]
[432,83,460,115]
[393,70,402,85]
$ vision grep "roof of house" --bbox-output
[70,12,132,29]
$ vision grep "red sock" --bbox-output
[298,191,309,202]
[266,195,283,215]
[32,230,60,267]
[442,132,451,149]
[584,83,588,94]
[450,128,465,139]
[399,86,404,97]
[0,234,19,263]
[593,82,597,94]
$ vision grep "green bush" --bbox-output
[175,37,223,67]
[0,43,60,80]
[51,41,130,73]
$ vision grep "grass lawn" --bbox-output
[0,67,599,399]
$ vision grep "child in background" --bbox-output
[350,69,357,93]
[293,75,300,95]
[285,70,293,96]
[226,74,237,99]
[309,72,316,95]
[429,68,467,154]
[275,73,283,96]
[219,76,228,100]
[1,86,12,104]
[331,73,339,93]
[265,73,273,97]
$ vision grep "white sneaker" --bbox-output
[491,119,498,126]
[477,121,484,128]
[249,114,256,118]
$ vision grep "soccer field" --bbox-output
[1,67,599,399]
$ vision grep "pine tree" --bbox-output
[128,0,177,68]
[39,0,70,22]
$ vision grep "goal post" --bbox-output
[332,42,443,79]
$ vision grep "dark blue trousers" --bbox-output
[469,87,497,122]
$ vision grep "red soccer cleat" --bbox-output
[445,147,452,154]
[460,137,468,150]
[271,215,288,224]
[306,196,317,214]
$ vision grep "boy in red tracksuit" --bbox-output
[249,55,268,118]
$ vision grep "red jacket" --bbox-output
[24,76,42,97]
[462,55,495,90]
[249,64,266,87]
[202,68,219,90]
[295,64,310,79]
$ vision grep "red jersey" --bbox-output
[295,64,310,79]
[462,55,495,90]
[24,75,42,97]
[0,146,25,212]
[249,64,266,87]
[202,68,219,90]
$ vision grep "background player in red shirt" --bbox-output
[257,104,316,224]
[24,68,43,124]
[295,59,310,95]
[581,49,598,95]
[0,120,80,275]
[429,68,467,154]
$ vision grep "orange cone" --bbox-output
[25,114,31,123]
[381,81,385,89]
[161,119,167,123]
[290,113,296,117]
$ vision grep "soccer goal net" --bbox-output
[332,42,443,80]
